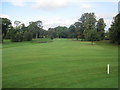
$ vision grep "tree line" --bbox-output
[0,12,120,44]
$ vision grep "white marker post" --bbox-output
[107,64,110,74]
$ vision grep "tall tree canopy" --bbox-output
[1,12,108,43]
[28,20,43,38]
[78,13,98,41]
[0,18,12,39]
[96,18,106,40]
[48,26,68,38]
[109,14,120,44]
[68,25,76,38]
[74,22,82,40]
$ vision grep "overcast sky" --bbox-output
[0,0,119,30]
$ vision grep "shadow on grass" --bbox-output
[31,38,53,43]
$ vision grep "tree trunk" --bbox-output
[36,33,37,39]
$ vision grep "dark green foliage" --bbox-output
[10,20,44,42]
[28,21,43,39]
[48,26,68,38]
[68,13,105,41]
[74,22,83,40]
[86,30,99,44]
[96,18,106,40]
[48,28,56,38]
[5,26,14,39]
[82,13,97,40]
[54,26,68,38]
[11,31,32,42]
[1,13,110,43]
[77,13,100,42]
[23,32,32,41]
[11,33,24,42]
[10,26,24,42]
[109,14,120,44]
[68,25,76,38]
[50,37,54,40]
[0,18,12,39]
[0,25,2,43]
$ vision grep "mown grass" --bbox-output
[2,38,118,88]
[0,43,2,89]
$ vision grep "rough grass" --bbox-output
[2,39,118,88]
[32,38,53,43]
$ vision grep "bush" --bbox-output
[23,32,32,41]
[50,36,54,40]
[11,33,24,42]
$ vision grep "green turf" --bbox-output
[2,39,118,88]
[0,43,2,89]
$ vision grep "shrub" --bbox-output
[23,32,32,41]
[11,33,24,42]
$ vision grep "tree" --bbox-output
[37,21,43,28]
[68,25,76,38]
[11,28,24,42]
[54,26,68,38]
[86,30,98,45]
[96,18,106,40]
[11,21,34,42]
[28,20,43,39]
[23,32,32,41]
[48,26,68,38]
[74,22,83,40]
[0,18,12,39]
[48,28,56,38]
[78,13,97,41]
[5,26,14,39]
[109,14,120,44]
[14,20,21,27]
[83,13,96,40]
[11,32,24,42]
